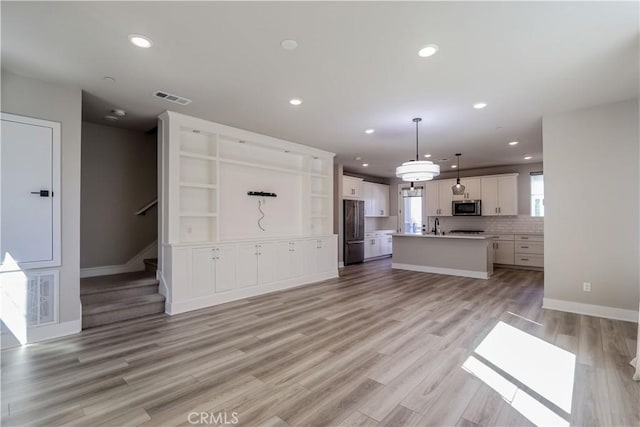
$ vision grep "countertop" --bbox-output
[392,233,494,240]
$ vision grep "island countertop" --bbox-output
[392,233,495,240]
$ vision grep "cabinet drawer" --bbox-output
[515,242,544,254]
[515,254,544,267]
[515,234,543,242]
[492,234,514,241]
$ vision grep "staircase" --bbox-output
[81,259,164,329]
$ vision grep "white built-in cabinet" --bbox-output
[159,111,338,315]
[452,177,481,201]
[363,182,390,217]
[481,174,518,216]
[342,176,363,199]
[364,232,393,259]
[425,179,455,216]
[491,234,544,268]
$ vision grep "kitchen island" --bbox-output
[392,233,494,279]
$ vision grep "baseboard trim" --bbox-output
[81,241,158,278]
[338,262,345,268]
[392,263,489,279]
[166,270,339,315]
[542,298,638,323]
[27,319,81,343]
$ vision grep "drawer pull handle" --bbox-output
[521,258,529,261]
[521,246,529,248]
[521,237,529,240]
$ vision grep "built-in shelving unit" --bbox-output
[159,111,337,315]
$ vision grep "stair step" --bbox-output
[81,271,158,296]
[144,258,158,273]
[82,294,166,329]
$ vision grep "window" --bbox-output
[530,174,544,217]
[401,186,423,233]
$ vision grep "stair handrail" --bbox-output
[135,199,157,216]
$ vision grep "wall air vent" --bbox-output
[153,91,192,106]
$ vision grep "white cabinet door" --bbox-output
[498,175,518,215]
[463,177,482,200]
[494,241,515,264]
[438,180,454,216]
[236,244,258,288]
[375,184,390,216]
[276,241,304,280]
[364,236,373,259]
[362,182,374,216]
[481,177,499,216]
[214,246,236,293]
[342,176,363,199]
[425,182,440,216]
[257,242,275,285]
[318,237,335,273]
[1,114,60,268]
[192,248,215,297]
[306,238,334,274]
[380,235,393,255]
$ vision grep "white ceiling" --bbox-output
[2,2,638,177]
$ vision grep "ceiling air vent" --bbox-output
[153,90,192,106]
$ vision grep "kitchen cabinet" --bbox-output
[192,245,236,296]
[425,179,455,216]
[342,176,363,199]
[481,174,518,216]
[452,177,481,201]
[306,237,335,275]
[514,234,544,267]
[236,242,275,288]
[363,182,390,217]
[364,232,393,259]
[275,240,305,281]
[381,235,393,255]
[492,235,515,265]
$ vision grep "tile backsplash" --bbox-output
[427,215,544,234]
[365,216,398,232]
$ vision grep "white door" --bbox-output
[192,248,215,297]
[306,239,320,274]
[257,242,275,285]
[481,177,499,216]
[438,180,454,216]
[463,178,482,200]
[498,175,518,215]
[317,237,334,273]
[289,241,304,278]
[1,113,60,268]
[494,241,515,264]
[275,241,292,281]
[214,246,236,293]
[236,244,258,288]
[425,182,440,216]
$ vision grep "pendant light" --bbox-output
[452,153,465,195]
[395,118,440,182]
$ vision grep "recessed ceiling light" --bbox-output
[424,154,432,158]
[362,163,369,167]
[102,76,116,83]
[289,99,302,106]
[418,44,439,58]
[111,109,126,117]
[365,129,375,134]
[508,141,519,146]
[104,115,118,121]
[355,156,362,161]
[128,34,153,48]
[523,155,532,160]
[473,102,487,109]
[441,157,449,162]
[281,39,298,50]
[451,165,457,168]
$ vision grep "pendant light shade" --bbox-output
[452,153,466,195]
[396,118,440,182]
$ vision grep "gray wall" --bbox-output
[543,98,639,313]
[81,122,157,268]
[1,71,82,325]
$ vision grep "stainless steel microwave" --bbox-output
[452,200,482,216]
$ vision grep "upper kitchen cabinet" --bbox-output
[452,177,481,201]
[342,175,363,199]
[363,182,390,217]
[481,174,518,216]
[425,179,455,216]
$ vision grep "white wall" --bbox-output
[1,71,82,329]
[543,98,639,320]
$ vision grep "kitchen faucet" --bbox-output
[433,217,440,235]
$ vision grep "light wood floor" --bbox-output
[2,259,638,427]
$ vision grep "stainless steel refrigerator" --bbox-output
[344,200,365,265]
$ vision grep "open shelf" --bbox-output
[180,182,217,189]
[180,216,217,243]
[179,128,217,157]
[179,212,217,217]
[180,157,216,186]
[180,151,217,161]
